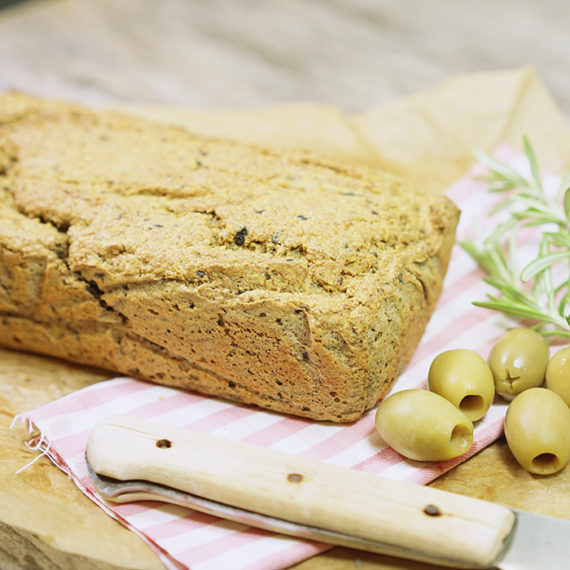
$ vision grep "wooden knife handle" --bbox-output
[86,415,515,569]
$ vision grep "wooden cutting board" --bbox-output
[1,0,570,566]
[1,346,569,570]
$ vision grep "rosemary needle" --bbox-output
[460,136,570,341]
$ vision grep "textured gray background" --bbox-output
[0,0,569,114]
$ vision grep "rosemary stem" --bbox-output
[461,139,570,341]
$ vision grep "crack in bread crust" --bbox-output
[0,92,460,422]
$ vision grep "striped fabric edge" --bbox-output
[11,414,185,570]
[11,145,551,570]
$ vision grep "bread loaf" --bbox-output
[0,93,459,422]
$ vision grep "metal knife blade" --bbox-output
[493,509,569,570]
[85,415,570,569]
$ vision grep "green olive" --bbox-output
[428,349,495,421]
[375,389,474,462]
[488,328,549,400]
[545,346,570,407]
[504,387,570,475]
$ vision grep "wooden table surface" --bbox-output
[1,1,569,570]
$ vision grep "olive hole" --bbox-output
[531,453,560,474]
[450,424,471,450]
[459,395,484,414]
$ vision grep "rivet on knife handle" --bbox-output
[86,415,515,569]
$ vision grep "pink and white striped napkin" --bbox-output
[14,146,545,570]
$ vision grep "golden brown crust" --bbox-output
[0,92,459,422]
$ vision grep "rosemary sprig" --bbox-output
[460,136,570,340]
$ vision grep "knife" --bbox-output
[85,415,569,569]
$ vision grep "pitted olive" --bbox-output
[488,328,549,400]
[545,346,570,407]
[375,389,474,462]
[428,349,495,421]
[504,387,570,475]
